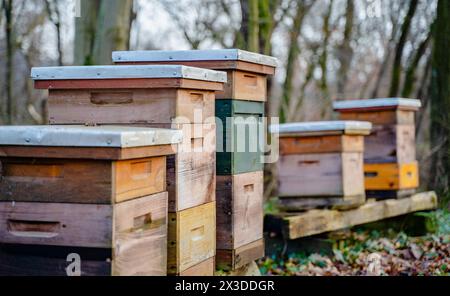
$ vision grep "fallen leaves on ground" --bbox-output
[258,232,450,276]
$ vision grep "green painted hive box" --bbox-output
[216,100,265,175]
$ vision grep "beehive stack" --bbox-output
[30,65,227,276]
[112,49,278,271]
[0,126,182,276]
[333,98,422,199]
[271,121,372,210]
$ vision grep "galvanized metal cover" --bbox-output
[0,126,183,148]
[31,65,227,83]
[333,98,422,110]
[112,49,278,68]
[270,121,373,135]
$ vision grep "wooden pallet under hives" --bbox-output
[265,191,438,240]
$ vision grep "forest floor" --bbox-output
[258,210,450,276]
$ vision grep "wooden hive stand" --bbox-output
[112,49,278,271]
[271,121,372,211]
[333,98,422,199]
[0,125,182,276]
[31,65,227,276]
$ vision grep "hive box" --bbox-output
[333,98,421,195]
[272,121,372,210]
[216,100,265,175]
[167,202,216,275]
[112,49,278,102]
[333,98,421,164]
[216,171,264,270]
[0,125,182,276]
[0,126,181,204]
[0,192,168,276]
[31,65,226,212]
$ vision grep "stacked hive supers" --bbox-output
[333,98,422,199]
[112,49,278,271]
[272,121,372,210]
[29,65,227,275]
[0,126,182,275]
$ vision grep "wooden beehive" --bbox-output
[111,49,277,271]
[31,65,226,212]
[273,121,372,210]
[333,98,421,195]
[112,49,278,102]
[0,125,182,276]
[0,126,181,204]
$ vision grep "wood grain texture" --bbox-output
[365,162,419,190]
[0,158,113,204]
[123,60,276,75]
[112,192,168,276]
[339,110,415,125]
[167,202,216,274]
[0,157,167,204]
[48,89,215,125]
[364,125,416,163]
[280,135,364,155]
[216,172,264,250]
[275,191,437,240]
[0,192,168,276]
[0,145,176,161]
[215,70,267,101]
[178,257,215,276]
[216,239,265,271]
[0,202,113,248]
[113,157,166,203]
[277,153,365,198]
[35,78,224,91]
[278,195,366,211]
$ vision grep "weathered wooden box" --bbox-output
[0,126,181,204]
[112,49,278,101]
[272,121,372,210]
[32,65,226,125]
[216,171,264,270]
[0,191,169,276]
[333,98,421,194]
[333,98,421,163]
[167,202,216,275]
[216,100,265,175]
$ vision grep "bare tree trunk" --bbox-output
[389,0,419,97]
[3,0,14,124]
[318,0,334,118]
[401,27,433,98]
[247,0,259,53]
[279,1,312,123]
[45,0,63,65]
[430,0,450,198]
[92,0,133,65]
[336,0,354,96]
[74,0,133,65]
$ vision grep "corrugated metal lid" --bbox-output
[270,121,373,136]
[31,65,227,83]
[333,98,422,110]
[112,49,278,68]
[0,125,183,148]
